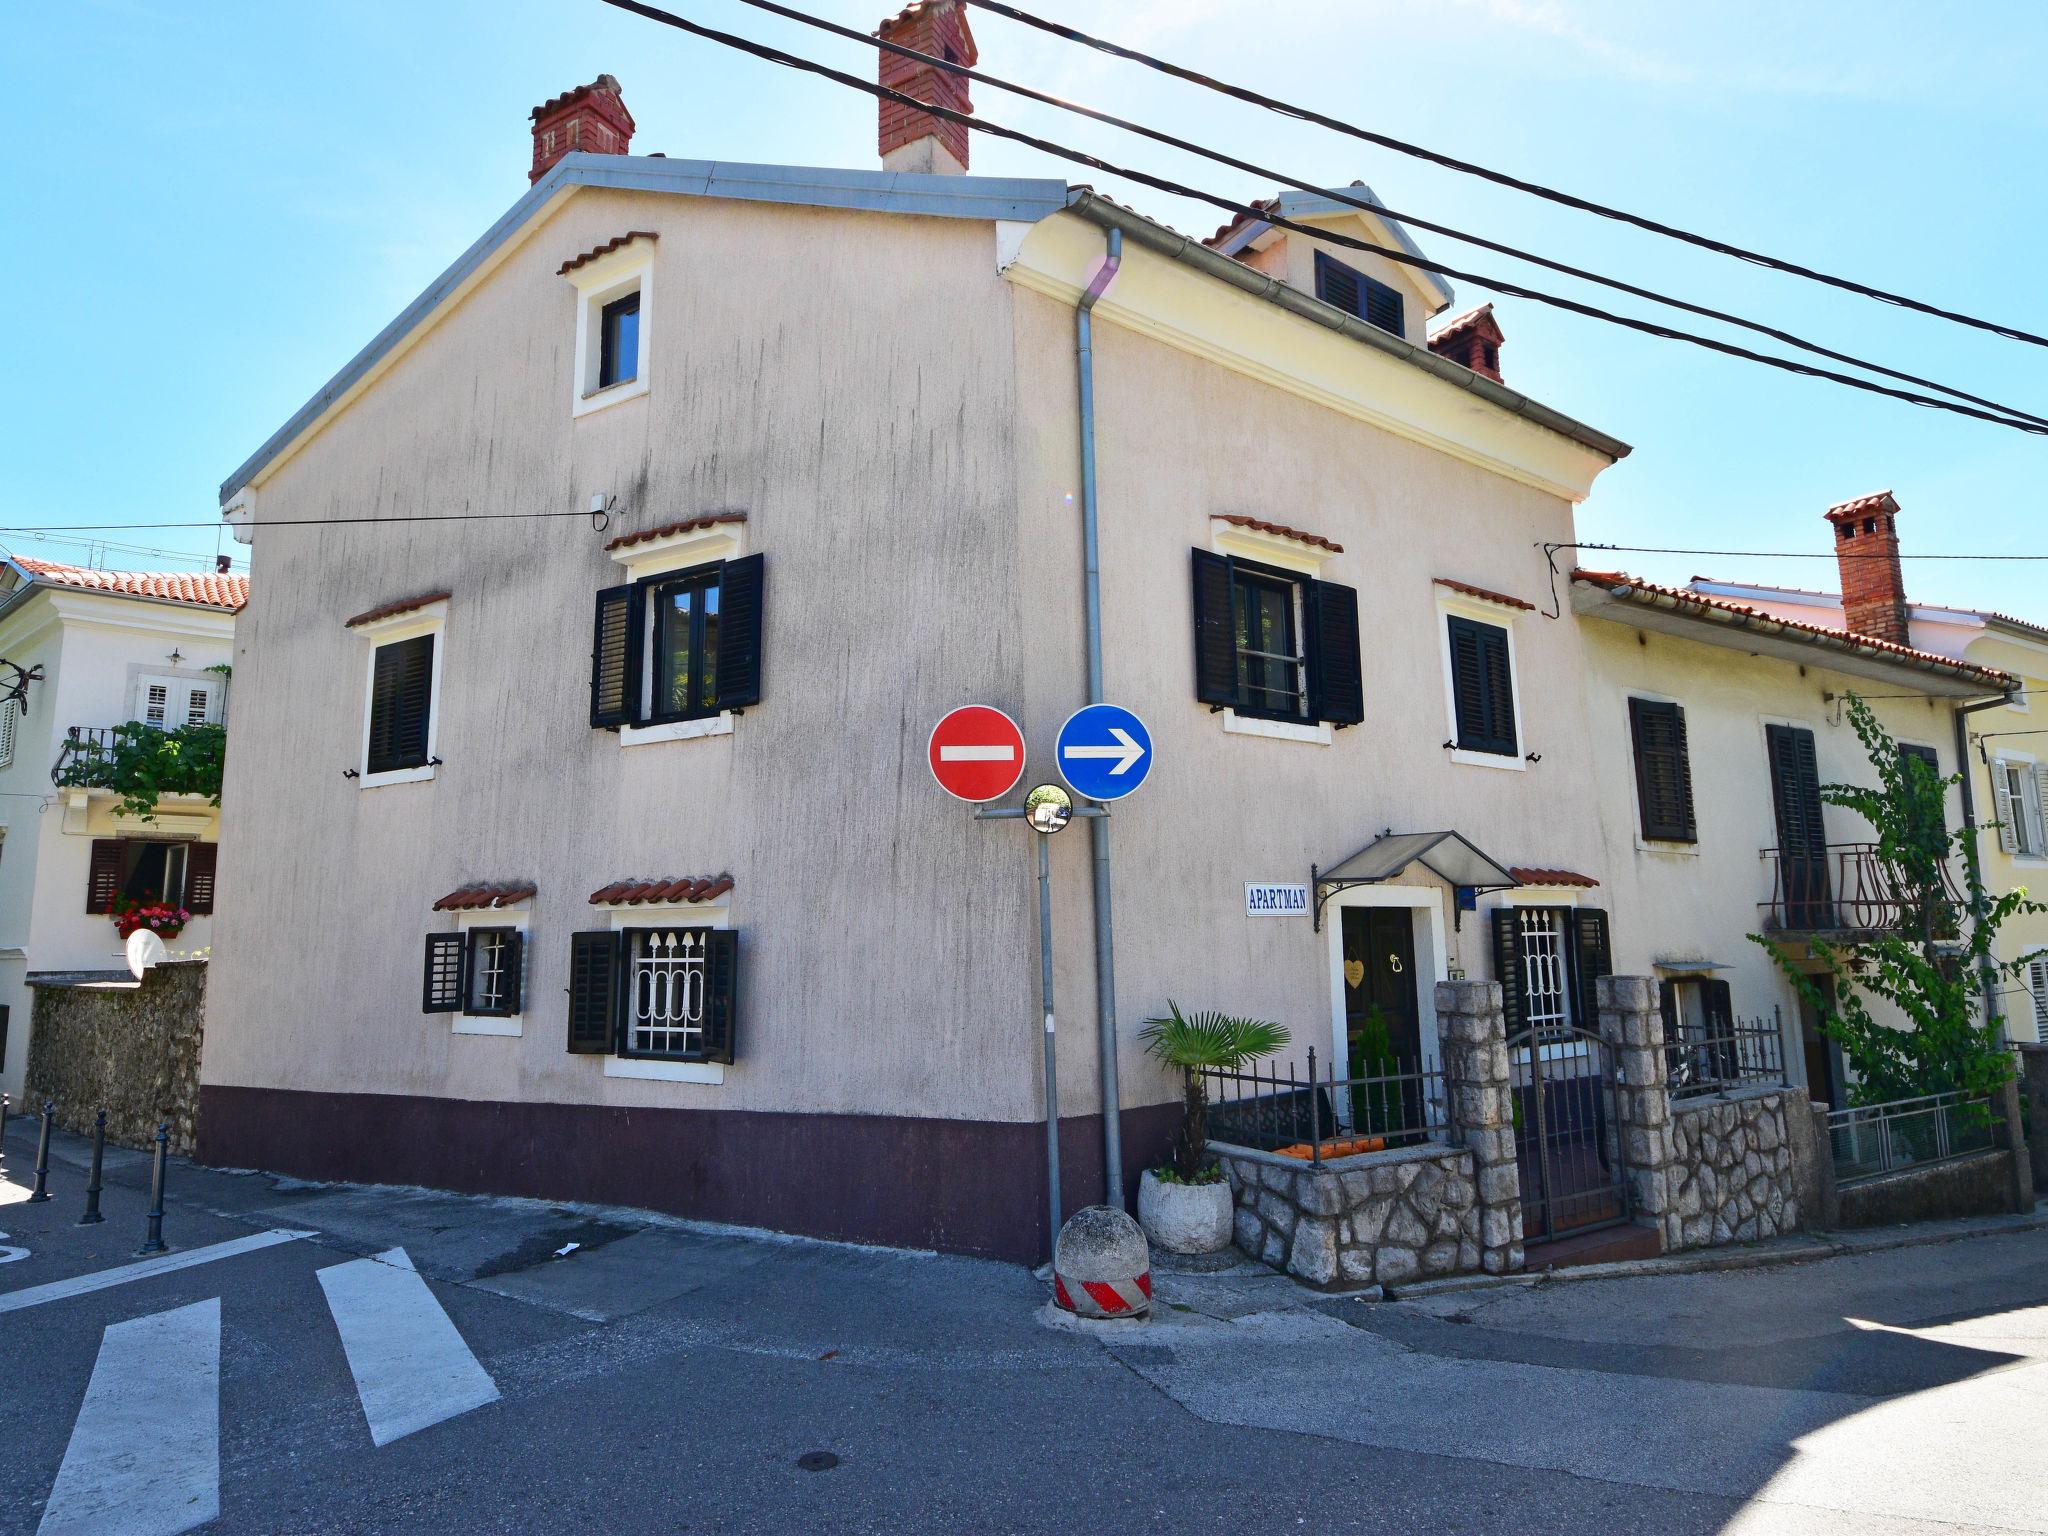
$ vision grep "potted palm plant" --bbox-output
[1136,1002,1290,1256]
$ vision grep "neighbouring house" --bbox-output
[201,5,1642,1264]
[1674,493,2048,1047]
[0,554,244,1106]
[1573,493,2021,1109]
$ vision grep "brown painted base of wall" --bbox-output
[198,1085,1178,1266]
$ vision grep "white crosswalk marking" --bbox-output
[38,1298,219,1536]
[317,1246,498,1446]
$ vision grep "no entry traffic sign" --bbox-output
[928,705,1027,803]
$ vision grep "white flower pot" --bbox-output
[1138,1168,1234,1255]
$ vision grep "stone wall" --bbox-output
[1836,1148,2022,1228]
[1667,1088,1802,1248]
[2017,1045,2048,1192]
[1215,1141,1480,1289]
[24,961,204,1154]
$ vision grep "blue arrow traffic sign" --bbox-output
[1055,703,1154,802]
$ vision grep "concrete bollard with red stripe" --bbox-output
[1052,1205,1151,1320]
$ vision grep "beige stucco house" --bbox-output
[0,556,242,1105]
[202,15,1647,1259]
[1573,492,2024,1107]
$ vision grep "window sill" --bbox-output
[1635,838,1701,858]
[574,376,648,418]
[1449,748,1524,772]
[620,713,734,748]
[453,1015,521,1037]
[604,1056,726,1084]
[1222,710,1332,746]
[359,765,436,789]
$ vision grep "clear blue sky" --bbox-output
[7,1,2045,615]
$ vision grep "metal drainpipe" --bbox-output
[1076,227,1125,1207]
[1953,693,2013,1034]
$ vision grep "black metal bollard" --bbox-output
[79,1109,107,1225]
[139,1122,169,1254]
[26,1101,53,1203]
[0,1092,10,1167]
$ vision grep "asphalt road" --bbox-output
[2,1116,2044,1534]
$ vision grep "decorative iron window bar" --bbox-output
[1666,1010,1790,1100]
[1826,1091,1998,1186]
[1758,842,1965,936]
[1201,1047,1448,1166]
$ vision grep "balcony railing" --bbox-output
[1758,842,1965,937]
[51,726,121,786]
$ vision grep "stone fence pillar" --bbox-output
[1595,975,1680,1251]
[1436,980,1522,1274]
[2014,1045,2048,1195]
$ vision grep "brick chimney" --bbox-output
[1825,490,1911,645]
[1428,304,1504,383]
[530,75,635,185]
[876,2,975,174]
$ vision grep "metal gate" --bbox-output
[1508,1024,1631,1241]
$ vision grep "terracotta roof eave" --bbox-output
[604,513,747,553]
[558,230,657,276]
[432,881,538,912]
[589,875,735,906]
[1573,571,2015,691]
[13,558,249,612]
[1508,867,1598,889]
[345,590,451,629]
[1213,514,1342,554]
[1435,577,1534,612]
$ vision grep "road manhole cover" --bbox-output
[796,1451,840,1473]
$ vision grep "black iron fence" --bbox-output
[1827,1091,1998,1185]
[1201,1046,1447,1165]
[1666,1009,1790,1100]
[51,725,122,786]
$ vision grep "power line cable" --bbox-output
[1,508,611,533]
[594,0,2048,436]
[1556,542,2048,562]
[966,0,2048,350]
[714,0,2048,428]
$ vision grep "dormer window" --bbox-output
[561,231,655,417]
[1314,251,1404,338]
[599,291,641,390]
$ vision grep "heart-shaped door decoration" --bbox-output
[1344,958,1365,990]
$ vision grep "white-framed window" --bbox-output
[1437,592,1528,770]
[422,907,529,1037]
[134,673,220,731]
[1993,758,2048,857]
[567,234,654,418]
[1195,520,1361,744]
[596,519,762,747]
[348,600,447,789]
[569,892,739,1083]
[2027,955,2048,1040]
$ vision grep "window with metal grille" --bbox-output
[464,928,523,1017]
[1188,550,1363,727]
[1517,908,1572,1040]
[626,927,709,1058]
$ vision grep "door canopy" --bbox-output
[1311,830,1519,930]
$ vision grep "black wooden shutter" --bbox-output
[590,584,638,728]
[1362,277,1405,337]
[367,634,434,773]
[1448,616,1515,755]
[567,930,620,1054]
[1313,251,1362,316]
[1628,698,1697,842]
[185,842,218,915]
[1571,908,1612,1031]
[1766,724,1826,855]
[499,930,525,1015]
[1191,550,1238,707]
[1490,908,1526,1036]
[1305,579,1364,727]
[713,554,765,710]
[1900,743,1946,833]
[1658,980,1679,1042]
[702,929,740,1064]
[1698,977,1733,1034]
[422,933,465,1013]
[87,839,124,913]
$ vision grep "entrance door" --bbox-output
[1799,976,1842,1108]
[1767,724,1832,929]
[1341,907,1422,1135]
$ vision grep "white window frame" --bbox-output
[610,522,747,747]
[1436,591,1528,772]
[1208,520,1336,747]
[1994,753,2047,860]
[569,238,654,418]
[451,906,528,1037]
[351,600,447,789]
[600,895,731,1083]
[133,672,221,731]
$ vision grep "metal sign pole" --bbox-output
[1036,830,1062,1239]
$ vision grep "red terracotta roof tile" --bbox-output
[589,875,734,906]
[557,231,657,277]
[15,558,248,611]
[1435,577,1534,612]
[604,513,746,553]
[1213,514,1343,554]
[432,881,537,912]
[1572,569,2014,689]
[344,591,450,629]
[1428,303,1502,347]
[1826,489,1898,518]
[531,74,633,128]
[1509,867,1598,889]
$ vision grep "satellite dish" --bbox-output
[126,928,167,980]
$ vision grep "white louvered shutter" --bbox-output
[2031,958,2048,1041]
[0,703,15,769]
[1993,764,2020,855]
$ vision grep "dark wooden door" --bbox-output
[1342,907,1421,1065]
[1767,724,1832,928]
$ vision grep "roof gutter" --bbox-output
[1064,189,1631,465]
[1583,579,2015,693]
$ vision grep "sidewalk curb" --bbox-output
[1381,1204,2048,1301]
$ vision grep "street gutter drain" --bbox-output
[797,1452,840,1473]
